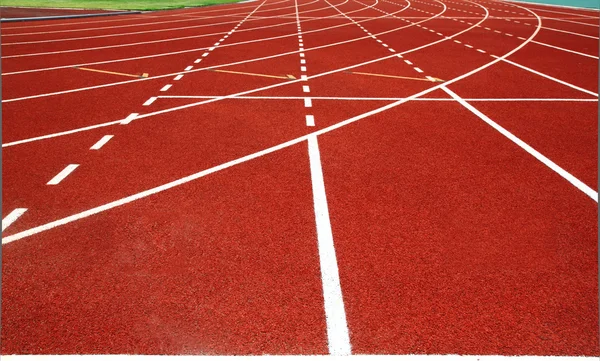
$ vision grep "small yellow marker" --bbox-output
[348,71,443,82]
[212,69,295,80]
[73,66,149,79]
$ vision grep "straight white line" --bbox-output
[306,114,315,126]
[443,86,597,202]
[307,134,352,356]
[47,164,79,185]
[90,135,114,150]
[185,66,194,71]
[121,112,139,125]
[496,56,598,97]
[542,25,599,39]
[303,85,310,92]
[531,40,599,59]
[174,74,184,80]
[2,208,27,232]
[304,97,313,107]
[160,84,172,92]
[143,97,157,106]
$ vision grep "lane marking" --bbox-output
[47,164,79,185]
[121,112,139,125]
[404,59,413,65]
[301,66,307,72]
[477,49,486,53]
[348,71,435,82]
[307,135,352,356]
[306,114,315,126]
[160,84,172,92]
[301,59,306,64]
[301,74,308,80]
[300,53,305,57]
[414,67,424,73]
[465,44,473,48]
[541,25,599,39]
[2,209,27,232]
[90,135,114,150]
[202,52,210,57]
[212,69,296,79]
[303,85,310,92]
[174,74,184,80]
[73,66,148,78]
[143,97,157,106]
[194,59,202,63]
[495,56,598,97]
[442,86,597,202]
[185,66,194,71]
[304,98,313,107]
[531,40,599,59]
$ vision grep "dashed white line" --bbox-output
[465,44,473,48]
[174,74,184,81]
[414,67,423,73]
[202,52,209,57]
[120,112,139,124]
[306,114,315,126]
[300,53,305,57]
[301,59,306,64]
[301,66,307,72]
[304,98,313,107]
[404,59,413,65]
[301,74,308,81]
[194,59,202,63]
[185,65,193,71]
[209,47,216,51]
[160,84,172,92]
[90,135,114,150]
[47,164,79,185]
[477,49,486,53]
[2,208,27,232]
[303,85,310,93]
[142,97,157,106]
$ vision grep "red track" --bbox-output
[1,0,598,356]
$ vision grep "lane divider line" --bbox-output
[160,84,172,92]
[2,208,27,232]
[142,97,157,106]
[47,164,79,185]
[120,112,139,125]
[174,74,184,81]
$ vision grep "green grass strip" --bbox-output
[0,0,244,11]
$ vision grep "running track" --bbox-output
[1,0,598,356]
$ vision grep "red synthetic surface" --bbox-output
[1,0,598,356]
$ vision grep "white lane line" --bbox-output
[443,86,597,202]
[301,59,306,64]
[307,134,352,356]
[301,66,307,72]
[404,59,413,65]
[414,67,424,73]
[506,33,513,36]
[306,114,315,126]
[202,52,210,57]
[160,84,172,92]
[174,74,184,80]
[300,52,305,57]
[496,56,598,97]
[194,59,202,63]
[2,208,27,232]
[303,85,310,92]
[389,48,396,52]
[301,75,308,81]
[214,42,220,46]
[209,46,216,51]
[542,25,599,39]
[185,65,194,71]
[454,39,462,43]
[376,39,383,43]
[532,40,599,59]
[494,30,502,33]
[477,49,486,53]
[304,97,313,107]
[47,164,79,185]
[90,135,114,150]
[143,97,157,106]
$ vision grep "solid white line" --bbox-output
[90,135,114,150]
[543,16,599,27]
[303,85,310,92]
[47,164,79,185]
[531,40,599,59]
[304,97,313,107]
[307,135,352,356]
[442,86,597,201]
[541,25,599,39]
[185,65,194,71]
[496,56,598,97]
[160,84,172,92]
[2,208,27,232]
[174,74,184,80]
[306,114,315,126]
[143,97,157,106]
[121,112,139,125]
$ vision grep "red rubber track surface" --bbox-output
[2,0,598,356]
